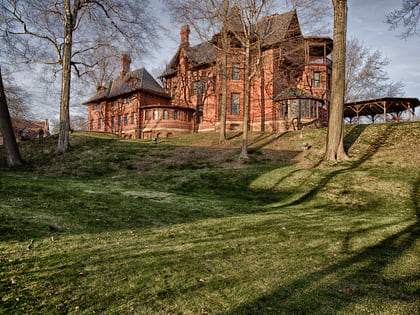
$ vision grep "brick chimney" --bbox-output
[180,25,190,47]
[119,54,131,79]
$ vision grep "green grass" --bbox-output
[0,122,419,314]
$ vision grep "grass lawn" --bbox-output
[0,122,419,314]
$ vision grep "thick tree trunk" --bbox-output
[56,0,73,155]
[325,0,349,161]
[0,68,24,167]
[239,44,251,159]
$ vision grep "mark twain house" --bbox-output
[84,9,333,139]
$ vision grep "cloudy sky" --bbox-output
[346,0,420,98]
[15,0,420,121]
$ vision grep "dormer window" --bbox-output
[127,78,139,86]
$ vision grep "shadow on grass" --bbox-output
[227,127,420,314]
[228,220,419,314]
[343,124,369,152]
[0,151,300,242]
[249,132,289,153]
[283,124,398,206]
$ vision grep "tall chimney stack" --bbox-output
[120,54,131,79]
[180,25,190,47]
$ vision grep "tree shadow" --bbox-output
[249,132,289,153]
[343,124,369,152]
[283,124,397,206]
[227,128,419,314]
[228,218,419,314]
[227,132,243,140]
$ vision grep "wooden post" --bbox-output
[383,100,387,123]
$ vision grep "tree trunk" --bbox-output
[219,28,228,143]
[0,68,24,167]
[219,0,229,144]
[325,0,349,161]
[239,44,251,159]
[56,0,73,155]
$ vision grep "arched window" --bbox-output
[154,110,159,120]
[163,110,169,119]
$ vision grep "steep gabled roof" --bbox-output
[84,68,168,104]
[161,9,299,78]
[257,10,301,45]
[186,42,218,66]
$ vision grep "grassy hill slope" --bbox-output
[0,122,419,314]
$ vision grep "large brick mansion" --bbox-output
[84,10,333,139]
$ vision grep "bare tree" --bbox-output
[0,0,157,154]
[0,67,24,167]
[1,68,31,119]
[325,0,348,162]
[165,0,233,143]
[386,0,420,38]
[345,37,405,102]
[229,0,273,159]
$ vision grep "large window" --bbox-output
[98,119,103,129]
[111,116,116,128]
[232,64,240,80]
[313,72,320,87]
[231,93,240,115]
[163,110,169,120]
[124,113,129,125]
[192,81,206,95]
[279,102,288,118]
[118,115,123,127]
[154,110,159,120]
[174,110,178,120]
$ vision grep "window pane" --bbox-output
[231,93,240,114]
[232,64,240,80]
[279,102,288,118]
[313,72,320,87]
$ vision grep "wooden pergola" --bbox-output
[344,97,420,123]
